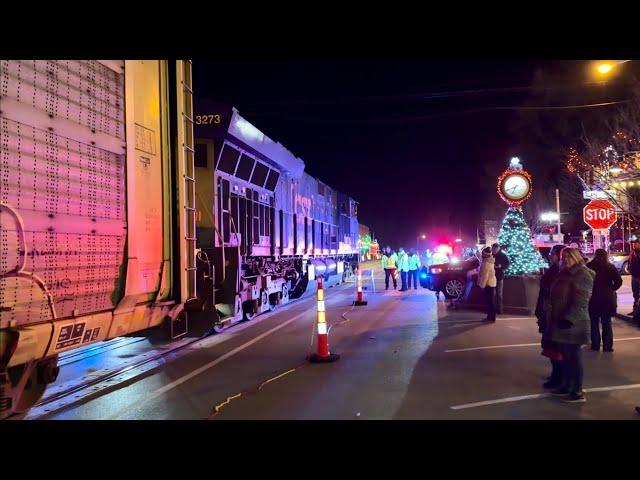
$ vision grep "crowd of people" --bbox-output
[380,246,422,291]
[478,243,625,404]
[379,240,639,411]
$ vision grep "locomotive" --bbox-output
[0,60,359,419]
[192,98,359,330]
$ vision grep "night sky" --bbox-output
[192,59,638,249]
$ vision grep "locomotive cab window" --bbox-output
[236,154,255,181]
[217,144,240,175]
[250,162,269,188]
[265,169,280,191]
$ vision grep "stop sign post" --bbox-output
[583,199,617,230]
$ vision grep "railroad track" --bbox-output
[57,337,148,367]
[27,334,202,419]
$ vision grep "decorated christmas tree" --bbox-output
[497,207,546,275]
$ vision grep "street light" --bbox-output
[597,63,614,75]
[540,212,559,222]
[416,234,426,251]
[595,60,631,77]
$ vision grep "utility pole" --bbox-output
[555,189,562,240]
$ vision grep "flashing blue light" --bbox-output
[420,272,428,279]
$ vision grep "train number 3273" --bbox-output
[195,114,221,125]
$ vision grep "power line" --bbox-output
[240,80,631,106]
[244,99,634,124]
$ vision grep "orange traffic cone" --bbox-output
[353,266,368,306]
[308,276,340,363]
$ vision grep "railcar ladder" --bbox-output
[175,60,197,338]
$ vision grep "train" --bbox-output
[0,60,360,419]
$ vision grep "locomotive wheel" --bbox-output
[243,311,257,322]
[242,308,258,322]
[212,323,226,334]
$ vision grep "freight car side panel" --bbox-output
[120,60,168,304]
[0,60,127,329]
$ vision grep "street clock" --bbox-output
[497,158,533,207]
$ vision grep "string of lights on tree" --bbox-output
[497,208,547,275]
[564,129,640,241]
[565,131,640,176]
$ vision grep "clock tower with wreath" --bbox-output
[495,158,546,275]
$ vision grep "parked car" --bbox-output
[609,252,630,275]
[419,256,480,299]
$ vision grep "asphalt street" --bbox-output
[36,264,640,420]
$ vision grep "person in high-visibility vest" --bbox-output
[381,246,398,290]
[407,248,422,290]
[397,247,410,291]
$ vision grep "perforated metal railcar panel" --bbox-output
[0,60,126,328]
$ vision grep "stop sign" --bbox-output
[583,199,617,230]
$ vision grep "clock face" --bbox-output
[502,174,530,200]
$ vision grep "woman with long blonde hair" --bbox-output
[548,247,595,403]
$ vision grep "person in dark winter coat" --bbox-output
[535,244,565,389]
[548,247,595,403]
[586,249,622,352]
[491,243,510,314]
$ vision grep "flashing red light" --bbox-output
[436,244,452,256]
